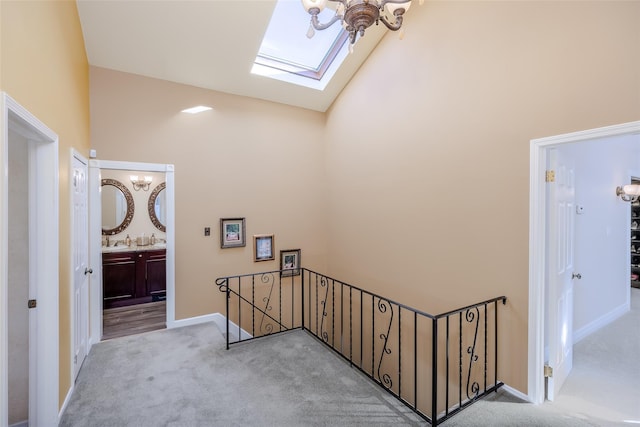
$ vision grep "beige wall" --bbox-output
[324,0,640,394]
[89,67,328,319]
[1,0,90,408]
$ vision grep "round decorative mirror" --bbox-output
[101,178,134,235]
[148,182,166,232]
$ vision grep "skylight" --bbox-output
[251,0,349,91]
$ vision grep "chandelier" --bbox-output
[301,0,415,46]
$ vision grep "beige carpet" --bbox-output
[446,288,640,426]
[540,288,640,426]
[60,290,639,426]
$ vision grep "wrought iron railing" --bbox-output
[215,268,507,426]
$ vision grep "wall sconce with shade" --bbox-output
[616,185,640,202]
[130,175,152,191]
[301,0,420,47]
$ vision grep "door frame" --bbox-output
[528,120,640,404]
[88,159,175,346]
[0,93,59,426]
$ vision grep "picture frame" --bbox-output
[280,249,301,277]
[220,218,246,248]
[253,234,275,262]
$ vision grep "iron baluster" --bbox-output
[214,270,507,426]
[459,312,462,409]
[349,287,353,366]
[376,297,393,389]
[484,303,488,393]
[331,279,335,348]
[413,311,417,412]
[252,275,256,337]
[340,283,344,354]
[360,290,363,371]
[237,278,241,344]
[445,315,450,416]
[398,308,402,400]
[432,317,438,426]
[319,276,329,342]
[465,307,481,400]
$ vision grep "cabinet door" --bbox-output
[102,252,137,308]
[146,250,166,296]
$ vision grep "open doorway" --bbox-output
[100,168,167,340]
[1,93,60,426]
[528,120,640,405]
[88,160,175,345]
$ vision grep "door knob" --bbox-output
[572,272,582,280]
[84,267,93,275]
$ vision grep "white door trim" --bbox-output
[528,120,640,404]
[88,159,175,347]
[0,92,59,427]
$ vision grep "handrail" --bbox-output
[215,268,507,426]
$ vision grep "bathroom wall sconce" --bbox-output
[130,175,152,191]
[616,185,640,202]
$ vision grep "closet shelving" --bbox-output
[631,181,640,289]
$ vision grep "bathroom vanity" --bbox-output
[102,246,166,308]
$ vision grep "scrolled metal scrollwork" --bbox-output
[258,273,276,334]
[319,276,330,342]
[215,277,229,294]
[376,297,394,389]
[465,306,481,400]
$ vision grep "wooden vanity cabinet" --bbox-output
[103,249,166,308]
[102,251,137,307]
[142,250,167,298]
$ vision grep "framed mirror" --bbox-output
[101,178,135,235]
[148,182,166,232]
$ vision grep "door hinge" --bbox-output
[74,355,77,365]
[28,299,37,309]
[544,364,553,378]
[545,170,555,183]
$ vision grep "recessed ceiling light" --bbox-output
[181,105,212,114]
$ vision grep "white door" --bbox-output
[545,148,576,401]
[72,153,90,379]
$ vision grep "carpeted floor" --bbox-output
[60,290,639,427]
[60,325,423,427]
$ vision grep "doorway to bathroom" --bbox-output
[89,159,175,343]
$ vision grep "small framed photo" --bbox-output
[280,249,301,277]
[253,234,275,262]
[220,218,246,248]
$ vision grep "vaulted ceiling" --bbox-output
[76,0,388,112]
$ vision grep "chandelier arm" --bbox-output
[379,11,404,31]
[310,10,343,31]
[379,0,412,7]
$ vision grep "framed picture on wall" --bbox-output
[253,234,275,261]
[220,218,246,248]
[280,249,301,277]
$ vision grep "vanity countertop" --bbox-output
[102,243,166,253]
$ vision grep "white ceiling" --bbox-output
[76,0,387,112]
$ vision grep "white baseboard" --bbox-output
[9,421,28,427]
[211,313,252,340]
[169,312,252,340]
[58,383,74,425]
[500,383,531,403]
[169,313,218,329]
[573,302,629,344]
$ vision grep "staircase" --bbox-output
[216,268,507,426]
